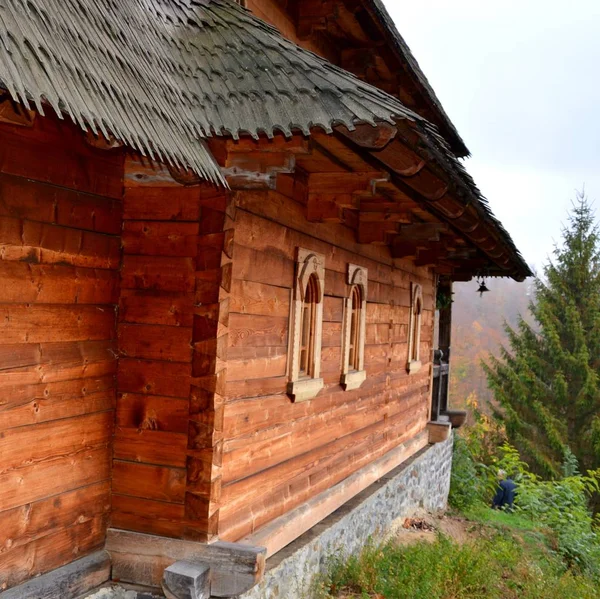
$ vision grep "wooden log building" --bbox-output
[0,0,530,597]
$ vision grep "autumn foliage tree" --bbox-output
[484,195,600,478]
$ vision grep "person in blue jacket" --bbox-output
[492,469,517,510]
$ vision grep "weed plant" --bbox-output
[315,528,599,599]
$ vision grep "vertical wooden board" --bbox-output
[112,461,186,503]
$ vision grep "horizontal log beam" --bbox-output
[0,551,110,599]
[107,529,266,598]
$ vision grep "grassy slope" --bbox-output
[315,508,600,599]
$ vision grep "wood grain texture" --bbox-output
[114,181,201,539]
[220,189,435,543]
[0,115,120,592]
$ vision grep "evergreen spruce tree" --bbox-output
[484,194,600,478]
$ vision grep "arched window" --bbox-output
[407,283,423,373]
[299,273,319,378]
[288,249,325,402]
[348,284,362,371]
[341,264,367,390]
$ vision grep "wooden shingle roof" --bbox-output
[0,0,530,279]
[0,0,428,184]
[365,0,469,157]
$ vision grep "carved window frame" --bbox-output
[287,248,325,402]
[341,264,368,390]
[407,282,423,374]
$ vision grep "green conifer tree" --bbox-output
[484,194,600,477]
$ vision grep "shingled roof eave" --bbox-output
[364,0,470,158]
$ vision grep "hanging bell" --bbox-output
[476,279,490,297]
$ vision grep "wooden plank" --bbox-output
[234,194,394,277]
[244,431,429,557]
[222,388,424,482]
[323,295,344,322]
[0,217,120,269]
[113,428,188,468]
[121,256,196,292]
[112,461,186,503]
[119,289,194,327]
[0,376,115,429]
[0,411,113,471]
[224,376,288,401]
[123,187,200,221]
[220,415,428,541]
[0,117,123,199]
[225,354,287,382]
[0,261,119,304]
[122,221,199,257]
[229,280,290,318]
[0,446,111,513]
[0,173,122,234]
[111,495,185,539]
[118,323,192,362]
[321,321,343,348]
[0,340,117,390]
[220,405,426,518]
[0,515,108,591]
[0,304,115,343]
[228,313,288,348]
[231,244,294,289]
[116,393,189,433]
[107,529,266,597]
[117,359,191,398]
[0,482,110,555]
[0,550,110,599]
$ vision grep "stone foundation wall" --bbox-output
[237,436,453,599]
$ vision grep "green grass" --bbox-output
[314,508,600,599]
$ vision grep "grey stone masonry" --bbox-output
[236,435,453,599]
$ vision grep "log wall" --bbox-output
[219,189,435,541]
[113,157,229,542]
[0,116,123,590]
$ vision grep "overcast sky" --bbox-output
[382,0,600,270]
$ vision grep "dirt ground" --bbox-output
[391,510,480,546]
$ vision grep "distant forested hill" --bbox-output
[450,278,534,410]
